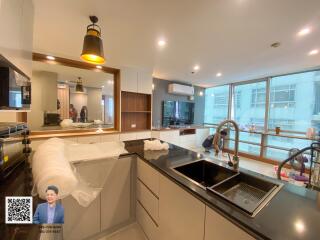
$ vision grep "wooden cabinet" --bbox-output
[121,91,151,132]
[205,206,255,240]
[158,174,205,240]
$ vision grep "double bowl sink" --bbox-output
[172,159,283,217]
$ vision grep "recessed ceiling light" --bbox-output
[308,49,319,55]
[216,72,222,77]
[158,39,166,47]
[46,55,55,60]
[199,91,203,96]
[96,65,102,69]
[297,28,311,36]
[270,42,281,48]
[102,85,104,88]
[193,65,200,71]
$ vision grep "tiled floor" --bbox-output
[98,223,146,240]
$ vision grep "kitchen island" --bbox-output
[124,139,320,240]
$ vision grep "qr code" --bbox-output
[5,197,33,224]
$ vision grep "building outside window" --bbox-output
[232,81,267,130]
[204,85,229,124]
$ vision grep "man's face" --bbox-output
[46,190,58,204]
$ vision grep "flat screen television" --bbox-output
[162,100,194,127]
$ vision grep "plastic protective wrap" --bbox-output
[144,139,169,151]
[32,138,126,207]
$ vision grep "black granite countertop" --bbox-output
[124,139,320,240]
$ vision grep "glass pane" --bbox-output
[229,130,261,144]
[268,70,320,132]
[266,136,313,161]
[232,81,266,131]
[228,140,260,156]
[204,85,229,124]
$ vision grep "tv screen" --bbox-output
[162,101,194,127]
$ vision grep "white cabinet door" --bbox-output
[137,70,152,94]
[137,158,159,196]
[62,189,100,240]
[136,131,151,140]
[121,67,138,92]
[120,132,137,141]
[77,135,101,144]
[159,130,180,145]
[205,206,255,240]
[101,156,133,231]
[100,134,120,142]
[159,174,205,240]
[179,134,196,149]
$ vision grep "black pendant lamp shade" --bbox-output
[81,16,105,64]
[76,77,84,93]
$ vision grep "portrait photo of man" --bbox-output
[33,185,64,224]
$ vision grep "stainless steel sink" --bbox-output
[172,159,283,217]
[208,172,283,217]
[172,159,238,189]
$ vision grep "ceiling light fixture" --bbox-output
[75,77,84,93]
[158,39,166,47]
[309,49,319,55]
[96,65,102,69]
[199,91,203,96]
[193,65,200,71]
[297,28,311,36]
[81,16,105,64]
[216,72,222,77]
[46,55,55,60]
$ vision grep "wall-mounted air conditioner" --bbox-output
[168,83,194,96]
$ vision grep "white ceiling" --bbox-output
[33,0,320,87]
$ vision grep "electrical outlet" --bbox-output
[131,124,136,128]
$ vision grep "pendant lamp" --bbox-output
[81,16,105,64]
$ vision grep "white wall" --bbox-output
[27,71,58,129]
[87,88,102,121]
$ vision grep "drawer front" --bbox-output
[100,134,120,142]
[120,132,137,141]
[137,158,159,196]
[136,201,159,240]
[77,135,101,144]
[136,131,151,140]
[136,180,159,223]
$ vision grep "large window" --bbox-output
[203,69,320,163]
[268,70,320,132]
[232,81,267,130]
[204,85,229,124]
